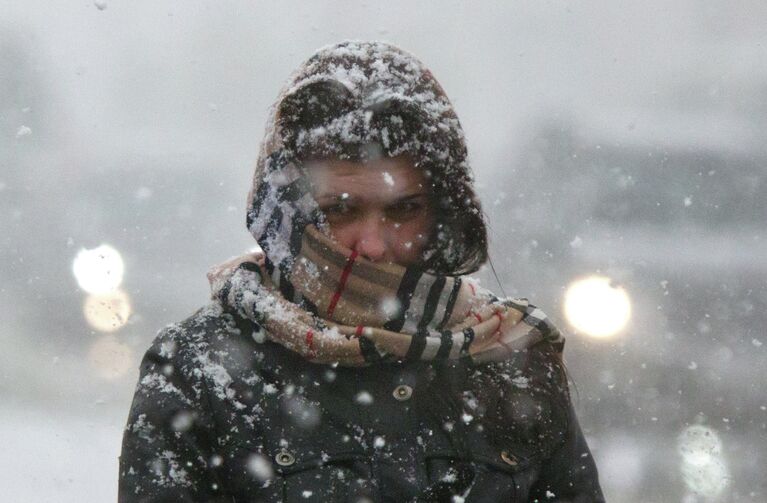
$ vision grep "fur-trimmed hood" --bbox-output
[246,40,487,276]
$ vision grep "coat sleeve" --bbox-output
[529,400,605,503]
[118,326,229,502]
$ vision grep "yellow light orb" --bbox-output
[564,275,631,338]
[72,244,125,294]
[88,335,134,380]
[83,289,132,332]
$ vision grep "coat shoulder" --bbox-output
[148,303,264,366]
[153,303,238,350]
[135,303,272,408]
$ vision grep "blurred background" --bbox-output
[1,1,765,501]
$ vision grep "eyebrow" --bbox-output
[315,191,430,203]
[394,192,430,202]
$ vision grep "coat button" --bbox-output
[393,384,413,401]
[500,450,518,466]
[275,450,295,467]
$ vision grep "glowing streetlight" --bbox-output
[83,289,132,332]
[564,275,631,338]
[72,244,125,294]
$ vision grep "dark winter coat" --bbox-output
[119,304,604,502]
[120,41,603,502]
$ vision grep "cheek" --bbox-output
[392,218,433,252]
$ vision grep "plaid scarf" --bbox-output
[209,225,564,367]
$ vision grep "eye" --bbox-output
[321,201,357,222]
[386,200,425,222]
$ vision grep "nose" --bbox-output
[353,216,388,262]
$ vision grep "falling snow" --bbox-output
[3,11,764,503]
[355,390,374,405]
[15,125,31,138]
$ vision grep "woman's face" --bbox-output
[305,155,435,267]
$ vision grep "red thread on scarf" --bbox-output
[327,250,358,317]
[305,329,315,358]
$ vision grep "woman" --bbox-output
[119,41,604,502]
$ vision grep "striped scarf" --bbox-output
[209,224,564,367]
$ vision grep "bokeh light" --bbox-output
[83,289,132,332]
[88,335,134,380]
[72,244,125,294]
[564,275,632,338]
[678,425,730,498]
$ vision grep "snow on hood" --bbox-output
[246,40,487,276]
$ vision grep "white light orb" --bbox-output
[72,244,125,294]
[564,275,631,338]
[678,425,723,467]
[83,289,132,332]
[88,335,134,380]
[678,425,730,498]
[681,456,729,498]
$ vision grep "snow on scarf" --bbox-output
[209,230,564,367]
